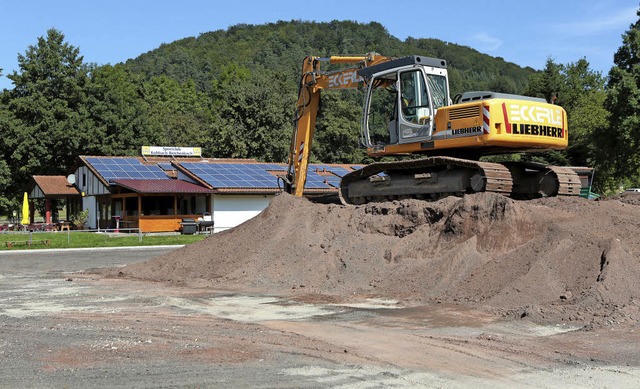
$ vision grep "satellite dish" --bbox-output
[67,174,76,185]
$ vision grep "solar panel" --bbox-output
[88,159,347,190]
[86,157,170,182]
[181,162,284,189]
[257,163,286,171]
[157,162,175,171]
[327,167,351,177]
[303,164,345,189]
[313,164,352,174]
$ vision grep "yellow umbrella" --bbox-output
[21,192,29,225]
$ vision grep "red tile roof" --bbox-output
[112,179,213,194]
[32,176,81,196]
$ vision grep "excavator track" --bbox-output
[504,162,583,199]
[338,157,583,205]
[547,166,584,196]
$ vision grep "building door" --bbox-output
[82,196,97,229]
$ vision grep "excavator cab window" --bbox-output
[395,69,434,142]
[400,71,430,124]
[426,73,448,109]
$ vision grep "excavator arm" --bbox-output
[284,53,391,196]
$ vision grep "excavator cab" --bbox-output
[360,56,450,149]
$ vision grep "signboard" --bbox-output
[141,146,202,157]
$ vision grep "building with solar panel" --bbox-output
[29,153,361,233]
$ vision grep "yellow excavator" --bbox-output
[283,53,587,204]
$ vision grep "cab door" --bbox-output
[397,69,434,143]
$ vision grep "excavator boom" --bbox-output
[284,53,391,196]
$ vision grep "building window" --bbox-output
[141,196,174,216]
[125,197,138,216]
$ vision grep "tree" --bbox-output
[525,58,607,168]
[561,59,607,167]
[3,28,93,187]
[487,75,518,94]
[594,9,640,190]
[525,58,565,103]
[0,105,17,215]
[86,64,155,156]
[312,92,366,164]
[143,75,211,149]
[208,64,293,161]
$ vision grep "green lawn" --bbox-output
[0,231,207,250]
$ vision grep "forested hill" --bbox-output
[4,19,622,213]
[124,20,535,95]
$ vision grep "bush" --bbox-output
[71,209,89,229]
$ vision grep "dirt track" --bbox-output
[2,248,640,387]
[3,192,640,387]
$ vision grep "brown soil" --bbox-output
[108,192,640,328]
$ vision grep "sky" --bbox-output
[1,0,638,90]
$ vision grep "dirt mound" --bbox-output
[606,191,640,206]
[109,192,640,327]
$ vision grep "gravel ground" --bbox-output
[1,247,640,388]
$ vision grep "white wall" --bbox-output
[75,166,110,196]
[211,194,274,233]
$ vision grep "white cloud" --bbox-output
[553,6,637,36]
[471,33,503,51]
